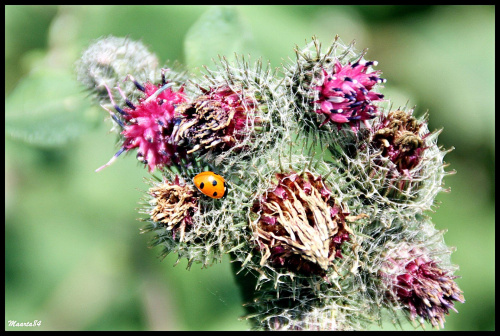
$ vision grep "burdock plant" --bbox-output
[76,21,462,330]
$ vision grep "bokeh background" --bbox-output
[5,5,494,331]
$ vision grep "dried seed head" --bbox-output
[371,110,426,173]
[251,171,365,276]
[345,106,452,211]
[148,175,199,242]
[173,85,257,155]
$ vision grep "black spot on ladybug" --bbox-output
[212,180,217,186]
[213,191,217,197]
[199,182,204,189]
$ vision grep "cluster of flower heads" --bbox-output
[77,35,463,331]
[95,70,255,173]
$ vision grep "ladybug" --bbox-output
[193,171,227,199]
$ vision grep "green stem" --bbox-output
[229,252,259,329]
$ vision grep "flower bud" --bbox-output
[380,243,464,329]
[76,36,159,104]
[355,107,453,209]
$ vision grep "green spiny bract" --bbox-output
[245,277,373,331]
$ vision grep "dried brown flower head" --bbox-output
[251,171,366,276]
[173,85,257,155]
[372,110,427,173]
[148,175,199,242]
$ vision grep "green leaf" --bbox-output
[5,68,97,147]
[184,5,258,72]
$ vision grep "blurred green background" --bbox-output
[5,5,494,331]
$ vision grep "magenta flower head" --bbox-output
[380,244,465,329]
[172,85,257,155]
[251,171,366,276]
[314,59,385,130]
[96,72,189,172]
[146,175,199,242]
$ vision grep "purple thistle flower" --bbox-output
[97,74,188,172]
[314,59,385,131]
[381,245,465,329]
